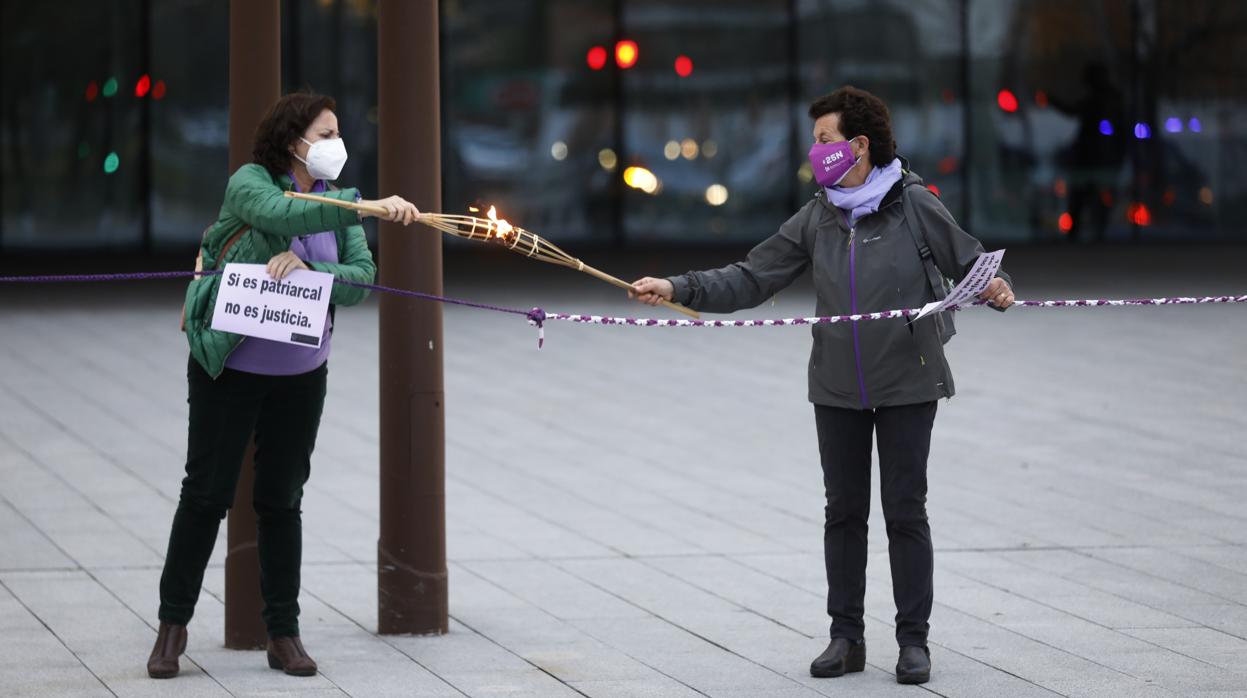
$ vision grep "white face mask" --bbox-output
[295,136,348,181]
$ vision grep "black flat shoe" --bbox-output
[810,638,866,678]
[896,645,931,684]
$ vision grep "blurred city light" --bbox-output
[1058,212,1073,233]
[1188,117,1202,133]
[598,148,617,171]
[663,140,680,160]
[103,152,120,174]
[927,184,941,197]
[615,40,638,69]
[135,74,151,98]
[1099,120,1114,136]
[797,162,813,183]
[1034,90,1049,108]
[674,55,693,77]
[1164,117,1183,133]
[84,81,99,102]
[586,46,607,71]
[1054,178,1068,198]
[1128,202,1152,226]
[996,89,1018,113]
[77,142,90,159]
[623,166,660,194]
[102,77,119,98]
[152,80,167,100]
[680,138,698,159]
[702,140,718,158]
[550,141,567,161]
[705,184,728,206]
[1199,187,1214,205]
[1134,122,1151,139]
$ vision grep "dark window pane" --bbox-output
[620,0,791,244]
[2,1,146,250]
[1147,0,1247,239]
[442,0,615,243]
[150,0,228,247]
[970,0,1139,243]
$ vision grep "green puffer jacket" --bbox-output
[184,163,377,378]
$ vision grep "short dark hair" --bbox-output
[807,86,896,166]
[252,92,337,176]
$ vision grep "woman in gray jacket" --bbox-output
[630,86,1013,686]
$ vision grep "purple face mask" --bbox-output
[808,140,858,188]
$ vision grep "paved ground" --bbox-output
[1,246,1246,697]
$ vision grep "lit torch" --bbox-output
[282,190,699,318]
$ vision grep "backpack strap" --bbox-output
[214,225,250,269]
[182,224,250,332]
[900,183,946,303]
[193,224,250,275]
[899,178,957,343]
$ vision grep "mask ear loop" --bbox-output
[849,136,870,174]
[291,138,313,169]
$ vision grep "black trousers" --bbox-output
[814,401,937,648]
[158,357,327,638]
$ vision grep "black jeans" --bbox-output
[814,401,937,648]
[158,357,327,638]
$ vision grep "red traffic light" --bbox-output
[135,74,151,98]
[674,55,693,77]
[1128,202,1152,226]
[586,46,607,71]
[996,89,1018,113]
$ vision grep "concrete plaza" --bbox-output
[1,246,1245,697]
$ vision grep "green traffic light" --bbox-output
[102,77,118,97]
[103,152,120,174]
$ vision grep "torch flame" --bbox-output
[486,205,514,239]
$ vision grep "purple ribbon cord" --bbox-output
[2,270,1243,348]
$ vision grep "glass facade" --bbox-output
[968,0,1247,242]
[3,0,1245,252]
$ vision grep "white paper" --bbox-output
[913,250,1006,321]
[210,263,333,347]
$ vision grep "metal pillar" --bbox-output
[224,0,280,650]
[376,0,448,635]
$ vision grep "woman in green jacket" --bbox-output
[147,92,418,680]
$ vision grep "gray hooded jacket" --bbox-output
[667,169,1011,409]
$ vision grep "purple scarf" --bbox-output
[825,158,903,224]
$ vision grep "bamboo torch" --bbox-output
[285,190,699,319]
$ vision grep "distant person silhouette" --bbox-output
[1052,63,1128,242]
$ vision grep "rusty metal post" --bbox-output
[224,0,280,650]
[376,0,448,635]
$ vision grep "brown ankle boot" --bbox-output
[146,622,187,679]
[266,636,317,676]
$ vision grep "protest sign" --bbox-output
[210,263,333,347]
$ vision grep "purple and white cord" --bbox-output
[0,270,1242,348]
[543,296,1247,329]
